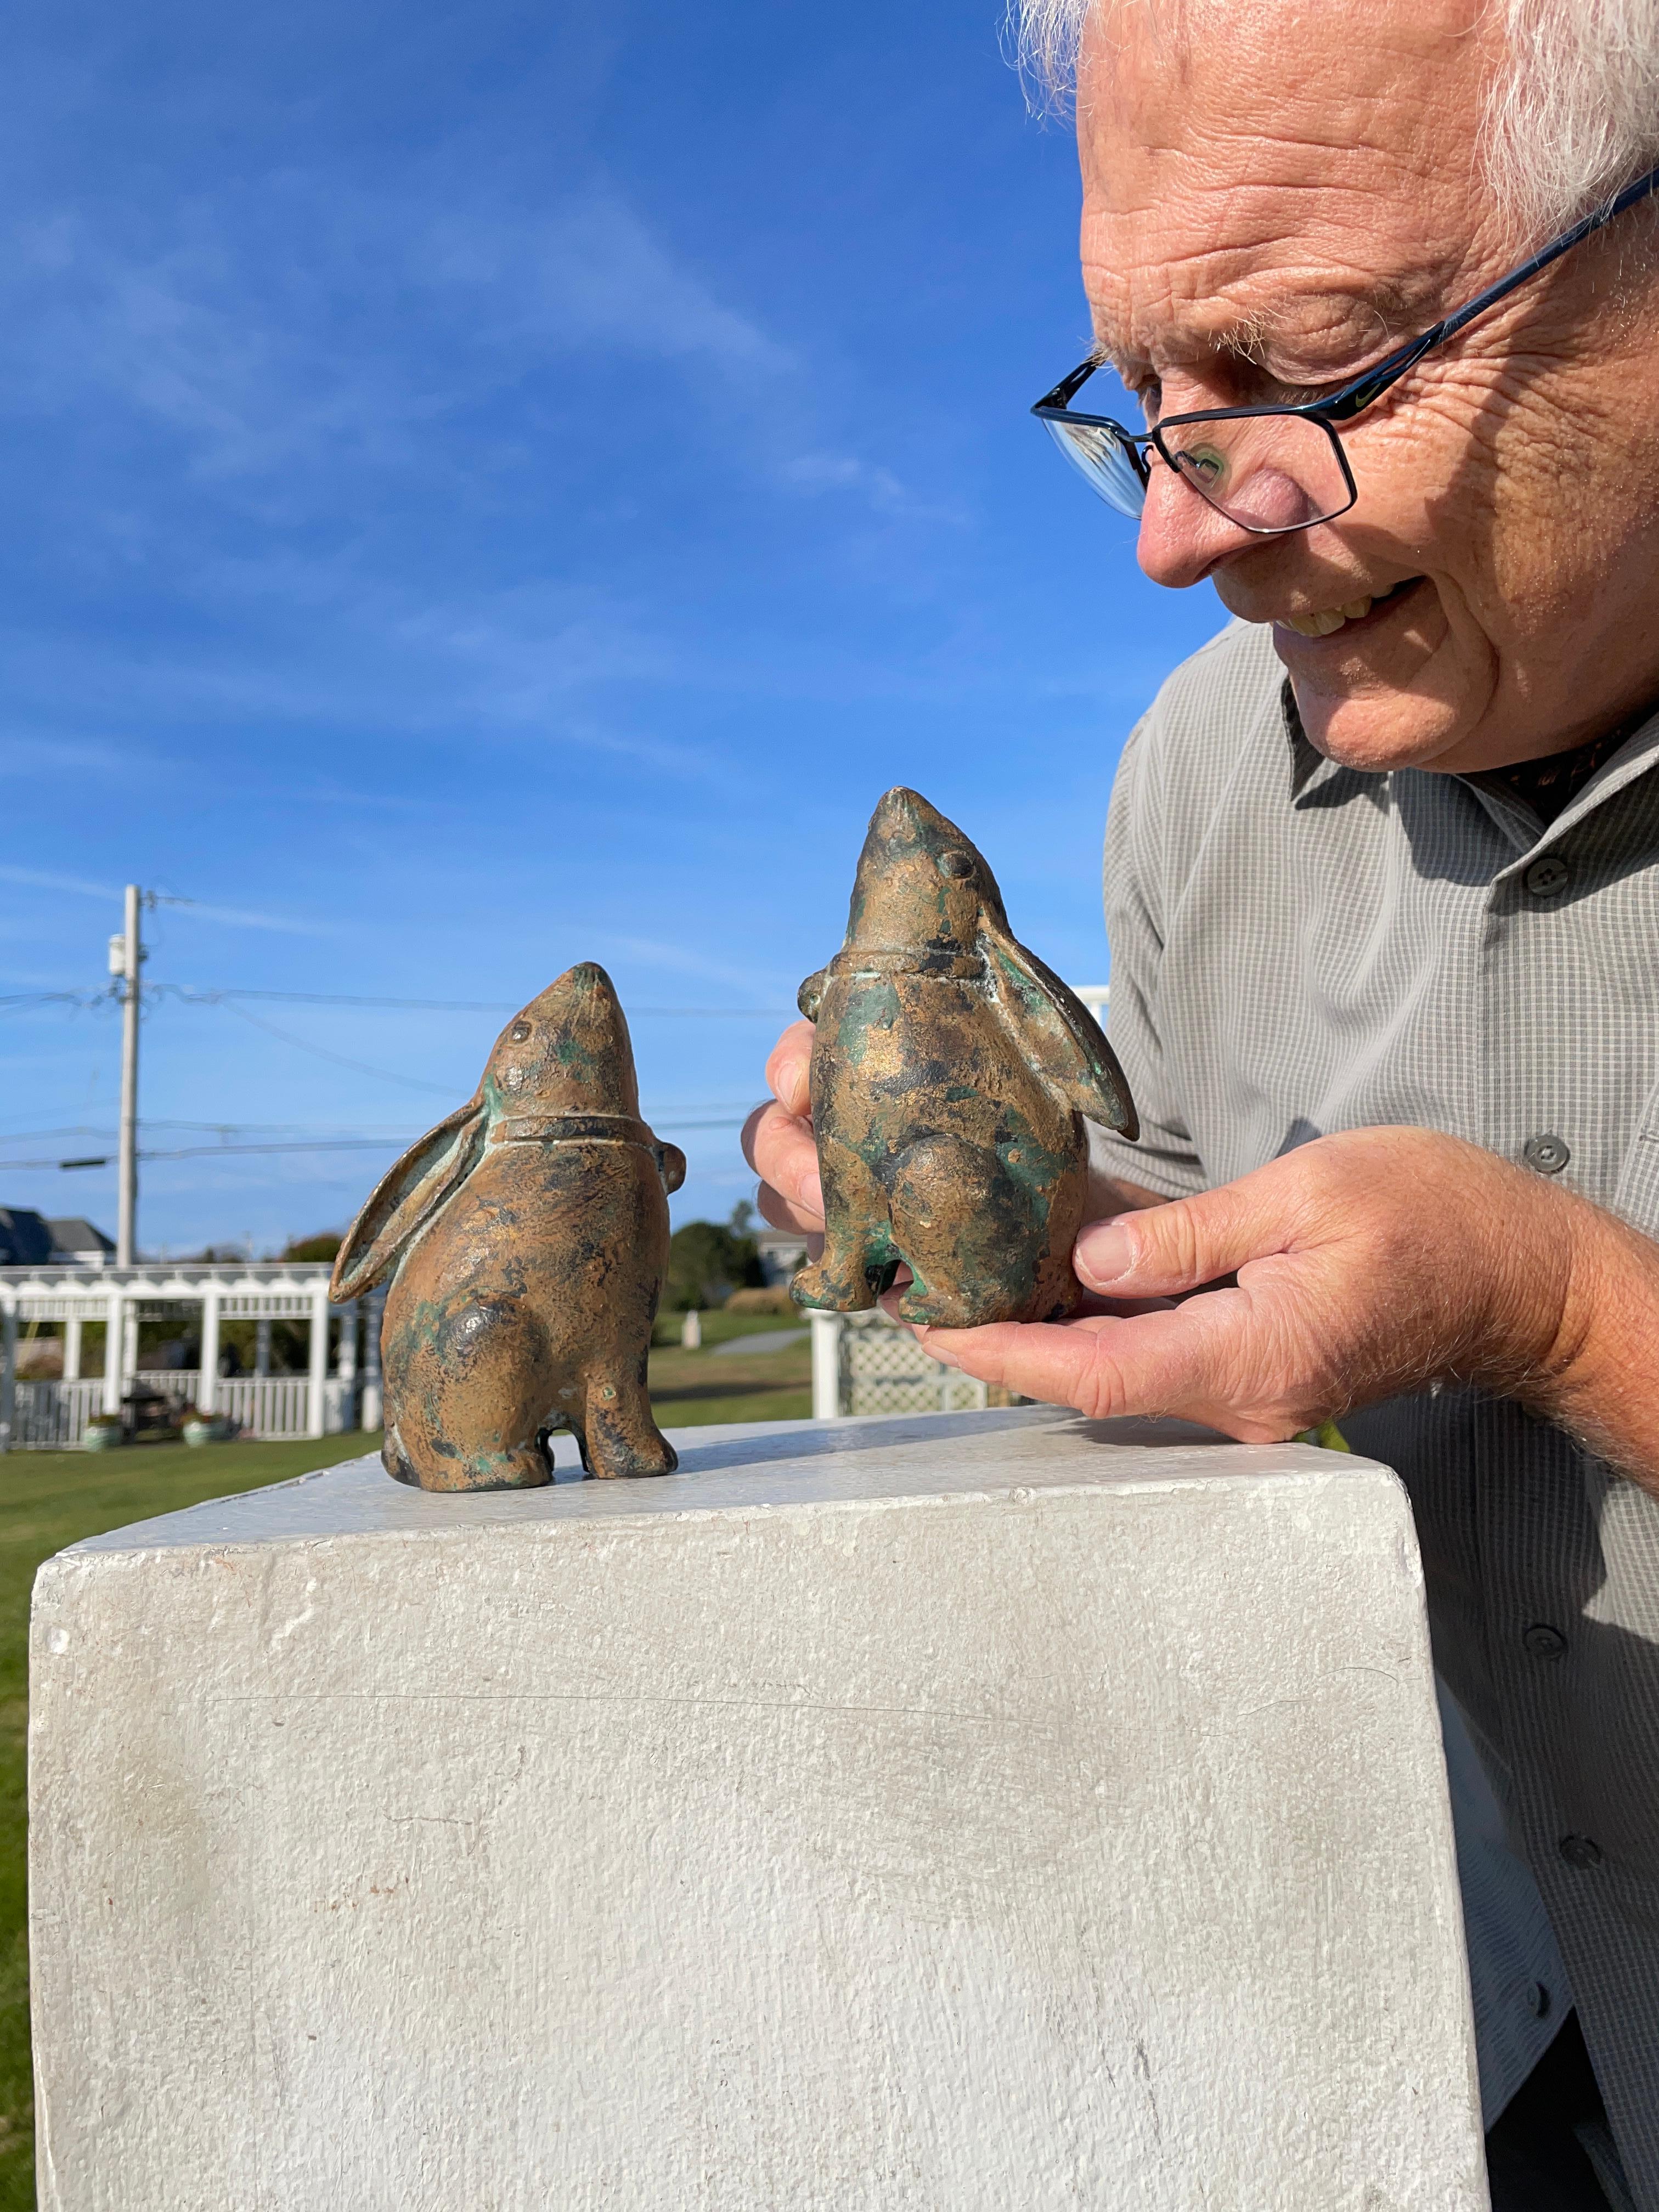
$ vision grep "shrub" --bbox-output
[723,1286,797,1315]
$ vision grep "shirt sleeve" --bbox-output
[1088,714,1210,1202]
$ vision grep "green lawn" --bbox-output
[0,1317,811,2207]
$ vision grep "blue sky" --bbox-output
[0,0,1222,1255]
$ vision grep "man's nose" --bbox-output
[1136,450,1258,588]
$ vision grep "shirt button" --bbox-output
[1523,1622,1568,1660]
[1523,1133,1571,1175]
[1559,1833,1603,1870]
[1525,854,1572,898]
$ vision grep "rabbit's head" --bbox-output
[330,962,673,1302]
[843,788,1009,959]
[482,962,642,1119]
[809,785,1138,1143]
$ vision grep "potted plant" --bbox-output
[179,1406,238,1447]
[83,1413,126,1452]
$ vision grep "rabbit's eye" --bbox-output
[509,1021,532,1042]
[938,850,974,879]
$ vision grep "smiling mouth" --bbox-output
[1277,577,1422,639]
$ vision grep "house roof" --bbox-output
[0,1209,55,1267]
[45,1217,116,1257]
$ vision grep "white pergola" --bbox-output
[0,1262,383,1451]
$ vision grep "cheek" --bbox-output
[1480,382,1634,624]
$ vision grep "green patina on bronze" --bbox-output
[793,787,1139,1328]
[330,963,686,1491]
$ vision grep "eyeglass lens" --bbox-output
[1047,409,1352,532]
[1041,417,1148,518]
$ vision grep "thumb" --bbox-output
[1074,1177,1289,1299]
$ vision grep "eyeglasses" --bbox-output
[1033,163,1659,538]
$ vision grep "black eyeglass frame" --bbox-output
[1032,162,1659,535]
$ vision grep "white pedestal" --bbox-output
[30,1408,1487,2210]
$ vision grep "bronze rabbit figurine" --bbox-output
[792,787,1138,1328]
[330,963,686,1489]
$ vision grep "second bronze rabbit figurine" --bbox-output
[793,788,1138,1328]
[330,963,685,1490]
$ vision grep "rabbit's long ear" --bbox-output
[981,924,1139,1139]
[330,1096,489,1300]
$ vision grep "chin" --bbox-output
[1291,684,1469,775]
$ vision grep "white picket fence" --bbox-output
[9,1371,359,1449]
[133,1369,200,1403]
[12,1379,106,1449]
[217,1376,312,1438]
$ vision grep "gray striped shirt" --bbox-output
[1092,619,1659,2205]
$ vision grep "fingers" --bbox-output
[741,1099,824,1233]
[764,1019,815,1120]
[908,1295,1301,1444]
[1073,1167,1305,1301]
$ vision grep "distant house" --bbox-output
[0,1210,54,1267]
[755,1227,809,1286]
[45,1217,115,1266]
[0,1211,117,1267]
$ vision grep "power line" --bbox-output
[1,984,789,1017]
[211,998,460,1096]
[179,988,789,1015]
[0,1113,751,1171]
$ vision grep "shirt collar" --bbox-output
[1460,702,1659,857]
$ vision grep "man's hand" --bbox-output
[896,1125,1659,1493]
[742,1020,824,1239]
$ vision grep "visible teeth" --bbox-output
[1283,589,1382,638]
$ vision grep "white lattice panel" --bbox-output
[842,1319,987,1415]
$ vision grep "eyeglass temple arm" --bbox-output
[1032,359,1107,414]
[1322,163,1659,422]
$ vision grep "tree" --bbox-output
[664,1204,763,1311]
[281,1232,343,1263]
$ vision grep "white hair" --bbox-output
[1013,0,1659,245]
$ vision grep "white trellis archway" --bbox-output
[0,1263,385,1452]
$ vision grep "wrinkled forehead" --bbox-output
[1077,0,1501,371]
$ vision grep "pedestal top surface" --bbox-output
[68,1407,1390,1557]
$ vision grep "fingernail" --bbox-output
[798,1169,823,1214]
[1075,1220,1135,1288]
[919,1331,960,1368]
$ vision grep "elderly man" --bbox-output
[746,2,1659,2204]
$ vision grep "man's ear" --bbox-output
[979,922,1139,1139]
[654,1142,687,1195]
[330,1097,489,1300]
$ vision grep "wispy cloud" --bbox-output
[0,864,116,900]
[0,733,157,780]
[0,181,918,526]
[0,871,332,936]
[427,189,791,376]
[600,932,793,999]
[168,901,336,938]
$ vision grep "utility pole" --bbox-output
[110,886,147,1267]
